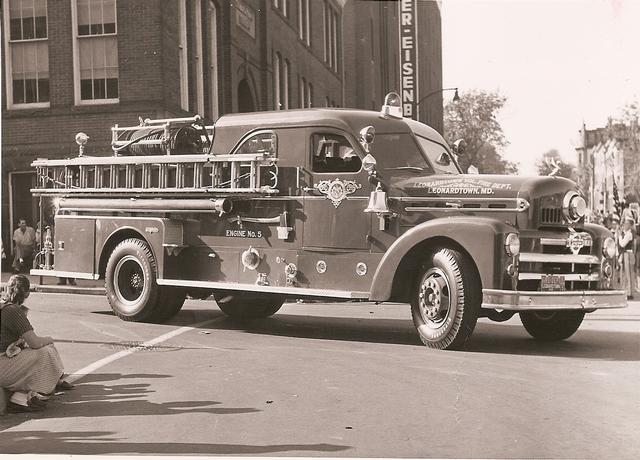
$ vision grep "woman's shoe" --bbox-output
[27,396,48,408]
[55,381,75,391]
[7,401,44,413]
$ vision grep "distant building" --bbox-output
[576,119,640,217]
[1,0,442,260]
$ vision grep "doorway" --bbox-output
[238,79,256,113]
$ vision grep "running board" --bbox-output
[156,278,370,299]
[30,269,99,280]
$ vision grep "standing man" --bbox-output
[618,216,636,300]
[12,219,37,274]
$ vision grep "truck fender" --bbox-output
[96,218,184,278]
[369,216,517,301]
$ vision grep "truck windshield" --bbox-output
[371,133,435,176]
[415,136,460,175]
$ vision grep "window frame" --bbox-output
[299,75,306,108]
[231,130,278,157]
[2,0,51,109]
[322,0,339,73]
[310,130,363,175]
[274,52,281,110]
[415,135,462,175]
[273,0,287,17]
[298,0,310,45]
[71,0,120,106]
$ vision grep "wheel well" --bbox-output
[388,236,482,303]
[98,229,150,279]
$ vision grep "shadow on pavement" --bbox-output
[179,311,639,361]
[0,372,261,434]
[0,430,351,455]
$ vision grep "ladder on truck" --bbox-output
[31,115,279,198]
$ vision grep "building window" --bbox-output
[299,76,306,108]
[283,59,290,110]
[193,0,204,115]
[178,0,188,111]
[273,0,287,17]
[298,0,309,45]
[72,0,119,104]
[274,53,289,110]
[274,52,280,109]
[3,0,50,108]
[205,0,219,120]
[298,77,312,108]
[323,1,339,72]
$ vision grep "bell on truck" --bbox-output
[365,183,392,216]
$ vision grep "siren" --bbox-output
[380,92,403,119]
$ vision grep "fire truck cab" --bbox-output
[30,93,626,349]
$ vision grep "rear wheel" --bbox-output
[214,293,284,319]
[156,286,187,321]
[105,238,161,322]
[519,310,584,341]
[410,247,481,350]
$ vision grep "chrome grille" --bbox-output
[540,207,563,225]
[518,234,600,291]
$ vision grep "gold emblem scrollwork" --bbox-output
[314,179,362,208]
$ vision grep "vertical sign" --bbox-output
[399,0,418,117]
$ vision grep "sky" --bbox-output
[441,0,640,175]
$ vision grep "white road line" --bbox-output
[66,317,223,384]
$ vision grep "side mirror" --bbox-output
[452,138,467,156]
[359,126,375,153]
[467,165,479,175]
[362,154,377,174]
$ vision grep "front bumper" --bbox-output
[481,289,627,311]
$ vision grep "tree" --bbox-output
[619,98,639,124]
[443,89,517,174]
[535,149,576,181]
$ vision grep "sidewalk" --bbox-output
[0,271,105,295]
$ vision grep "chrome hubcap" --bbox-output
[114,255,146,312]
[418,268,451,327]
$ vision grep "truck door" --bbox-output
[302,130,371,249]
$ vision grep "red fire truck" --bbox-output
[30,93,626,349]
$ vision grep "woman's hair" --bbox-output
[2,274,31,305]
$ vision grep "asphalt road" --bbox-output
[1,293,639,458]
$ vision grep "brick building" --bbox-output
[576,119,640,217]
[1,0,442,260]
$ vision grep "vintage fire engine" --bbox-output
[30,93,626,349]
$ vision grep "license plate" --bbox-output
[541,274,565,291]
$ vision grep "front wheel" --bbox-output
[519,311,585,341]
[105,238,161,322]
[410,247,481,350]
[215,293,284,319]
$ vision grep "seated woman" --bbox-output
[0,275,73,413]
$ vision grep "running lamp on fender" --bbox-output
[603,237,616,259]
[504,233,520,256]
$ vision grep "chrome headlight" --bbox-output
[563,191,587,222]
[505,233,520,256]
[603,237,617,259]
